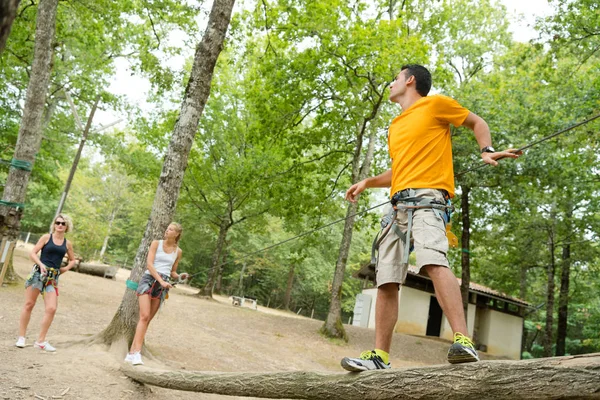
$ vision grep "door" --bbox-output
[426,295,443,337]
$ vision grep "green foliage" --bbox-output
[3,0,598,353]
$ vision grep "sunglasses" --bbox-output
[55,221,66,226]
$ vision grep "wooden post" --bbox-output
[0,238,16,286]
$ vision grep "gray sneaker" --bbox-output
[447,333,479,364]
[341,350,390,372]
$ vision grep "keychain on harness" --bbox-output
[35,264,59,296]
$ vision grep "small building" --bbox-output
[352,263,530,360]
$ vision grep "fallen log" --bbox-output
[121,353,600,400]
[76,262,117,279]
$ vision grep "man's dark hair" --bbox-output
[401,64,432,97]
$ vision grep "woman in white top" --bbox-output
[125,222,187,365]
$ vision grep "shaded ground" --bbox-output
[1,243,490,399]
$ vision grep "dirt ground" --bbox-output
[1,243,483,400]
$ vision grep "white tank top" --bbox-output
[145,240,178,276]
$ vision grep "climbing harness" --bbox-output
[28,264,60,296]
[370,189,455,267]
[126,272,189,292]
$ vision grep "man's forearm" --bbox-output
[472,118,492,150]
[364,169,392,188]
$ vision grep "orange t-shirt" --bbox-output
[387,94,470,198]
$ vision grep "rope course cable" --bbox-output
[147,112,600,282]
[183,201,391,281]
[455,112,600,177]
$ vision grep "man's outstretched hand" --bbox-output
[481,148,523,166]
[345,180,367,203]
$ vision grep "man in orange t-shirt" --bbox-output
[340,64,520,371]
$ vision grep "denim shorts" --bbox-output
[136,272,170,303]
[25,265,60,295]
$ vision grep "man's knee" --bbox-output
[422,264,450,279]
[378,282,400,297]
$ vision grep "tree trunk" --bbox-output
[556,200,573,356]
[77,262,116,278]
[0,0,20,54]
[0,0,58,284]
[460,185,471,322]
[322,113,379,340]
[52,94,101,227]
[519,264,528,300]
[199,217,230,297]
[215,249,226,294]
[555,241,570,356]
[99,201,118,260]
[122,353,600,400]
[544,229,556,357]
[238,262,246,296]
[322,200,358,340]
[283,263,295,310]
[94,0,235,347]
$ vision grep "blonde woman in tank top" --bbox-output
[125,222,187,365]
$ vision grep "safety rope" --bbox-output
[456,112,600,177]
[182,201,391,282]
[140,112,600,282]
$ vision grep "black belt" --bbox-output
[392,188,449,204]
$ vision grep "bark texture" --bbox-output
[0,0,20,54]
[122,353,600,400]
[0,0,58,284]
[96,0,235,346]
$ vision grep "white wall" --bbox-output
[479,309,523,360]
[440,303,476,341]
[359,287,523,360]
[395,286,431,335]
[363,288,378,329]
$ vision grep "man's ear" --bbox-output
[406,75,415,85]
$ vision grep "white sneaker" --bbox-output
[124,353,134,363]
[15,337,26,348]
[131,352,143,366]
[34,341,56,352]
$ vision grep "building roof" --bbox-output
[354,262,530,307]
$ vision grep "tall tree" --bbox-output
[0,0,58,283]
[556,197,572,356]
[94,0,236,348]
[0,0,19,54]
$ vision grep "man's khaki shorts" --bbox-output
[375,188,449,287]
